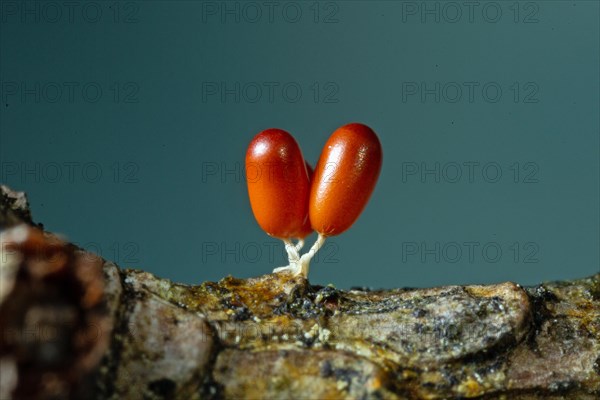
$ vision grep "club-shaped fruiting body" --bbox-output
[310,123,382,237]
[245,129,310,240]
[245,123,382,278]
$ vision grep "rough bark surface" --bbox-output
[0,184,599,399]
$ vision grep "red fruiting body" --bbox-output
[293,162,314,239]
[309,123,382,236]
[245,129,310,239]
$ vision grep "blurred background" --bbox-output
[1,1,598,289]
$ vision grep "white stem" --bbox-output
[296,233,326,278]
[274,235,326,278]
[282,238,300,262]
[273,239,301,274]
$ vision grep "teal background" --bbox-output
[1,1,598,289]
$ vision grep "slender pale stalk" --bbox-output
[273,234,326,278]
[282,238,300,262]
[296,233,326,277]
[272,238,300,274]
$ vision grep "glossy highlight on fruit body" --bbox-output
[309,123,382,236]
[245,129,310,239]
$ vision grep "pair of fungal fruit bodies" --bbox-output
[245,123,382,278]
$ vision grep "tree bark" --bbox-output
[0,184,599,399]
